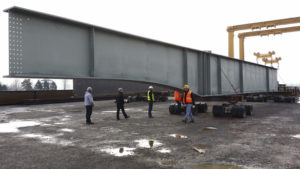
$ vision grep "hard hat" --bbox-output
[87,87,93,91]
[118,88,123,92]
[149,86,153,89]
[183,84,189,89]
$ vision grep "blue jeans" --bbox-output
[185,103,194,121]
[175,101,181,113]
[148,101,153,117]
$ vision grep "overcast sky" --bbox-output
[1,0,300,89]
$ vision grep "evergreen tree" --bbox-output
[34,80,43,90]
[43,80,50,90]
[49,81,57,90]
[21,79,33,91]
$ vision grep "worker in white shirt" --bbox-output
[84,87,94,124]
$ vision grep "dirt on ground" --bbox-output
[0,99,300,169]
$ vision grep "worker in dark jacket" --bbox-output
[182,84,195,123]
[116,88,130,120]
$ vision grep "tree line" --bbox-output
[0,79,57,91]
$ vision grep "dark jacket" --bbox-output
[116,92,125,105]
[182,90,195,105]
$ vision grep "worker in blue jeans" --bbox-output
[182,85,195,123]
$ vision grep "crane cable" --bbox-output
[220,67,239,94]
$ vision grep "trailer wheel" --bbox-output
[169,104,176,114]
[213,105,225,117]
[244,105,253,116]
[232,105,246,118]
[197,103,208,113]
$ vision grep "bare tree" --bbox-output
[10,79,21,91]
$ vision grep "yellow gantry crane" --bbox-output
[227,16,300,60]
[262,57,282,67]
[254,51,275,63]
[253,51,281,66]
[253,51,275,59]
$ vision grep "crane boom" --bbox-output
[238,25,300,38]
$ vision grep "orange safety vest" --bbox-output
[183,90,193,104]
[174,91,181,101]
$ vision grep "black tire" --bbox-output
[169,105,176,114]
[197,103,208,113]
[244,105,253,116]
[274,96,280,102]
[213,105,225,117]
[246,96,253,102]
[264,97,267,102]
[232,105,246,118]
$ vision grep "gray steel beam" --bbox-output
[266,68,270,92]
[182,49,188,85]
[239,61,244,93]
[4,6,278,96]
[197,52,204,95]
[217,56,222,94]
[206,53,211,95]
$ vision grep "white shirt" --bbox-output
[84,92,94,106]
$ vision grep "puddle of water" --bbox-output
[134,139,162,148]
[21,133,73,146]
[170,134,188,138]
[61,118,71,121]
[40,123,54,127]
[100,147,135,157]
[0,107,30,114]
[125,108,145,112]
[0,121,40,133]
[157,148,171,153]
[203,127,217,130]
[292,134,300,139]
[54,122,64,125]
[101,110,116,113]
[59,128,75,132]
[190,164,243,169]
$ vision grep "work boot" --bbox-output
[190,120,195,123]
[87,122,94,125]
[125,116,130,119]
[182,119,187,123]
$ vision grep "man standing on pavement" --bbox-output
[147,86,155,118]
[182,85,195,123]
[116,88,130,120]
[84,87,94,124]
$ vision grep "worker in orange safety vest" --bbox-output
[174,90,182,113]
[182,84,195,123]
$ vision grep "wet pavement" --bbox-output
[0,100,300,169]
